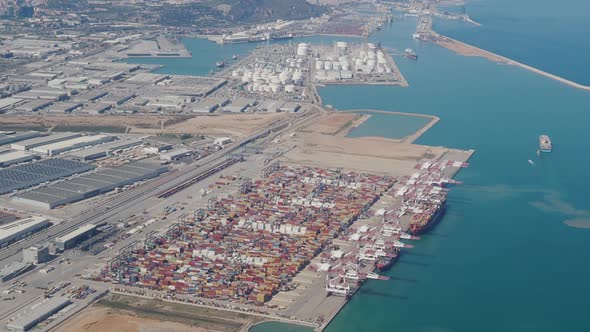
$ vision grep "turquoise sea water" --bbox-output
[319,17,590,332]
[121,8,590,332]
[434,0,590,86]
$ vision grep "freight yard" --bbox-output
[0,103,472,331]
[0,6,477,330]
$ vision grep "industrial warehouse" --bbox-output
[0,159,95,194]
[13,160,167,209]
[0,216,51,248]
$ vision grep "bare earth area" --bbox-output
[282,112,448,176]
[59,294,261,332]
[59,307,207,332]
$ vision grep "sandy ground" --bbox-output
[435,37,508,63]
[281,112,446,176]
[300,112,360,136]
[59,307,208,332]
[0,113,289,138]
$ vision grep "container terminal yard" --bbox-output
[0,10,477,331]
[0,106,472,332]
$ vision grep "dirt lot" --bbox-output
[58,294,260,332]
[280,112,447,176]
[299,112,362,136]
[59,307,208,332]
[0,113,289,138]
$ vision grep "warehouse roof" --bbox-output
[55,224,96,243]
[0,217,49,241]
[12,132,81,149]
[0,151,37,164]
[7,296,71,331]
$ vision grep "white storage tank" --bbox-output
[315,60,323,70]
[324,61,332,71]
[333,61,341,71]
[296,43,309,57]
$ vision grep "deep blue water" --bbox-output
[435,0,590,86]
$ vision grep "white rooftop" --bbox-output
[55,223,96,243]
[0,217,49,241]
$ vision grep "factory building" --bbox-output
[11,132,82,151]
[144,144,173,154]
[214,137,232,146]
[6,296,72,331]
[47,102,83,113]
[279,102,301,113]
[13,87,68,101]
[54,224,97,250]
[222,98,256,113]
[191,97,229,113]
[13,160,167,209]
[67,139,142,161]
[159,149,191,161]
[15,99,53,112]
[31,134,116,156]
[0,159,95,194]
[0,217,51,248]
[82,103,112,115]
[0,131,42,147]
[0,262,34,283]
[23,244,50,264]
[0,151,39,168]
[0,97,24,111]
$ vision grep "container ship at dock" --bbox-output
[409,198,446,235]
[376,247,400,271]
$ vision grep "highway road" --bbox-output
[0,109,318,262]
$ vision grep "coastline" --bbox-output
[434,34,590,91]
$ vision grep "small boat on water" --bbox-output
[216,60,226,68]
[404,48,418,60]
[232,54,239,60]
[539,134,552,153]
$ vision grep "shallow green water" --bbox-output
[345,112,430,140]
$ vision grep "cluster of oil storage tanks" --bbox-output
[354,43,392,74]
[231,66,304,94]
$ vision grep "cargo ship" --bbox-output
[409,198,446,235]
[404,48,418,60]
[376,248,400,271]
[539,134,552,153]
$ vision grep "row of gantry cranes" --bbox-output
[320,159,469,297]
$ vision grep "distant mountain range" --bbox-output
[224,0,327,23]
[28,0,327,27]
